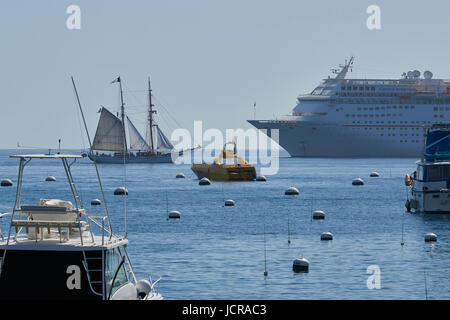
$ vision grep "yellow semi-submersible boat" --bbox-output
[191,142,256,181]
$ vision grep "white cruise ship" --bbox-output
[248,57,450,157]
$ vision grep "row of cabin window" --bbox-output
[341,86,376,91]
[339,93,401,97]
[338,91,450,100]
[357,106,414,110]
[341,86,416,92]
[335,99,450,104]
[355,127,422,132]
[417,165,450,181]
[351,120,435,124]
[346,114,404,118]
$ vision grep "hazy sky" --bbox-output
[1,0,450,148]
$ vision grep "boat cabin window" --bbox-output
[417,166,424,180]
[427,166,442,181]
[445,165,450,179]
[105,248,128,296]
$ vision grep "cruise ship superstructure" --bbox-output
[248,57,450,157]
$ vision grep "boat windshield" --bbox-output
[105,248,129,296]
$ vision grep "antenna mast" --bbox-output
[332,56,354,80]
[71,76,113,236]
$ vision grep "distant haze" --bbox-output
[1,0,449,148]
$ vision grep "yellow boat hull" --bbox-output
[191,163,256,181]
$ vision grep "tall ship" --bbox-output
[89,77,178,163]
[248,57,450,157]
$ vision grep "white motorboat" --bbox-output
[0,154,162,300]
[406,124,450,214]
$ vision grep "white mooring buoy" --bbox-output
[285,186,299,195]
[168,210,181,219]
[256,175,267,182]
[424,233,437,242]
[224,199,235,206]
[176,173,185,179]
[320,231,333,241]
[292,257,309,272]
[352,177,364,186]
[199,177,211,185]
[91,198,101,206]
[114,186,128,195]
[45,176,56,182]
[370,172,380,177]
[312,210,325,220]
[1,178,13,187]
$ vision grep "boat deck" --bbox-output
[0,235,128,250]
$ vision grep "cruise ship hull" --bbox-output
[248,120,422,157]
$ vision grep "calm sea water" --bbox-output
[1,149,449,299]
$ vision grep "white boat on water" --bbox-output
[0,154,163,299]
[406,124,450,214]
[88,77,184,164]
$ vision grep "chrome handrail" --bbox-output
[148,274,162,291]
[0,213,12,241]
[101,216,107,246]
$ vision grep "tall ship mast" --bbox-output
[147,77,156,154]
[248,57,450,157]
[88,77,179,164]
[119,76,127,154]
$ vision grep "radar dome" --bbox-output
[413,70,421,79]
[407,71,414,79]
[424,70,433,79]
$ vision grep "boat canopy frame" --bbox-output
[0,154,141,299]
[5,154,114,245]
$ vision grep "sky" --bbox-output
[1,0,450,148]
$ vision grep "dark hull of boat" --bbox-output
[0,248,103,300]
[191,164,256,181]
[88,152,175,164]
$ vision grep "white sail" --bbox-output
[92,108,125,151]
[127,116,149,150]
[156,126,174,150]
